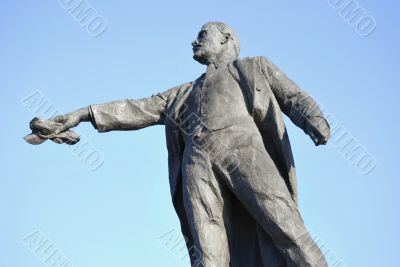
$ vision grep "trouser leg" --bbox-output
[216,137,328,267]
[222,193,286,267]
[256,224,287,267]
[182,146,231,267]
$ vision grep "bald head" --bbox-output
[202,22,240,56]
[192,22,240,65]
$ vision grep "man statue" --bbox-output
[45,22,331,267]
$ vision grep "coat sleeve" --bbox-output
[88,85,180,132]
[259,56,330,144]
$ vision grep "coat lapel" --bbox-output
[229,57,298,205]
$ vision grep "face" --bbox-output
[192,25,226,65]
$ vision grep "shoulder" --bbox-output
[231,56,274,76]
[154,81,193,102]
[233,56,268,64]
[232,56,274,72]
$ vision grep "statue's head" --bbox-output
[192,22,240,65]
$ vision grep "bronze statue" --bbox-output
[26,22,331,267]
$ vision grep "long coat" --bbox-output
[89,56,330,265]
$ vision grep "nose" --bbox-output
[192,40,199,46]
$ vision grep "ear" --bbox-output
[221,33,230,45]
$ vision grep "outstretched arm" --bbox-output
[259,56,330,145]
[88,92,169,132]
[51,87,178,133]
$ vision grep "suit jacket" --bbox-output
[89,56,330,207]
[89,56,330,265]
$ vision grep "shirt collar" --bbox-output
[210,55,237,70]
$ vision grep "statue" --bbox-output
[26,22,331,267]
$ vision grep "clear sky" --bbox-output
[1,0,399,266]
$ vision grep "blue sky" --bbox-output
[1,0,399,266]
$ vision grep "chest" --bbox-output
[186,67,248,113]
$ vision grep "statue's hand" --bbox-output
[306,120,330,146]
[50,107,90,134]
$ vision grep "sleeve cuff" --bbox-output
[88,105,101,132]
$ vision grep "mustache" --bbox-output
[192,43,203,50]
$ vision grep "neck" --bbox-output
[208,52,237,69]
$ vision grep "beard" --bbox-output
[193,48,215,65]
